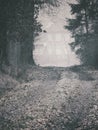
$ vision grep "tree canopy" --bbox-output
[66,0,98,67]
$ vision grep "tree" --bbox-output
[66,0,98,67]
[0,0,59,75]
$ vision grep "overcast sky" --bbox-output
[33,0,80,67]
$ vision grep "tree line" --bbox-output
[0,0,58,75]
[1,0,97,76]
[66,0,98,67]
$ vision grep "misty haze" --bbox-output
[34,1,80,67]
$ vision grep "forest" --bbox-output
[0,0,98,130]
[0,0,59,76]
[0,0,98,76]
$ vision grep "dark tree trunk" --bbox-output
[2,0,34,75]
[0,0,35,75]
[0,0,8,67]
[7,0,35,66]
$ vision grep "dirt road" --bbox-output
[0,66,98,130]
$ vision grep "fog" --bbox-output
[33,0,80,67]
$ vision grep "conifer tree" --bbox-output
[66,0,98,67]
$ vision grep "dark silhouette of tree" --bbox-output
[0,0,59,75]
[66,0,98,67]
